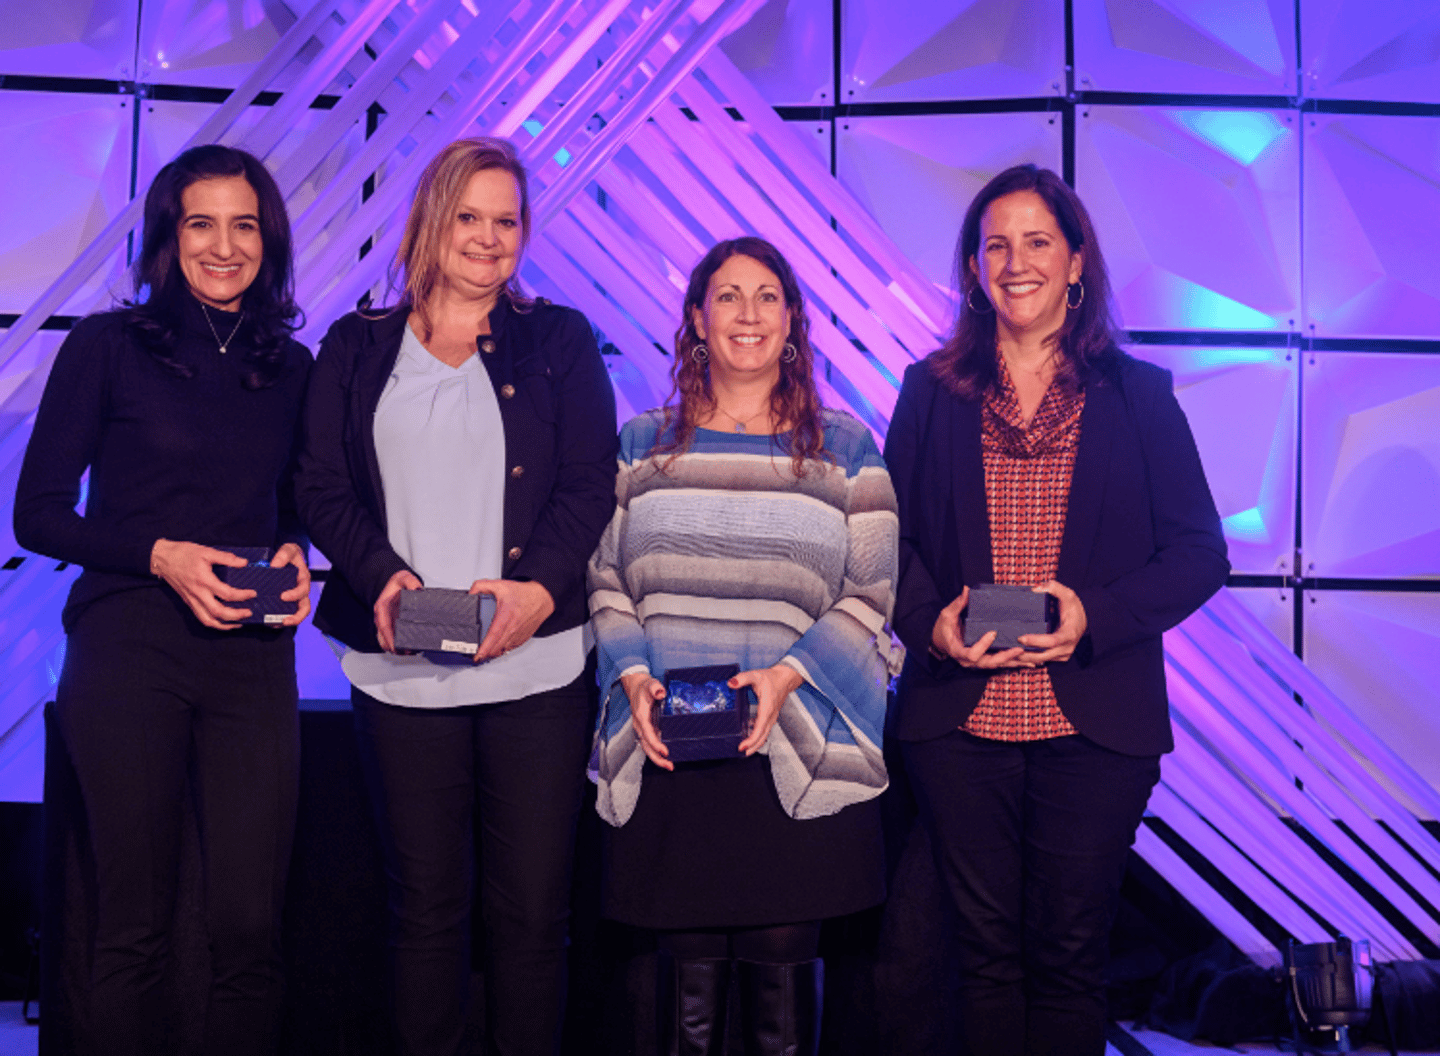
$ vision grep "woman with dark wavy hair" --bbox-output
[885,164,1228,1055]
[14,143,311,1055]
[590,237,898,1055]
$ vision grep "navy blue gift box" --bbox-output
[393,587,497,659]
[656,664,753,762]
[962,584,1058,651]
[212,546,298,625]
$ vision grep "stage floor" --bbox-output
[0,1006,1427,1056]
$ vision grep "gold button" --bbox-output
[507,546,522,560]
[500,384,515,398]
[510,465,524,478]
[480,339,496,354]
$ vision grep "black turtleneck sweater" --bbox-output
[13,298,311,630]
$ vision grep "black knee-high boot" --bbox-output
[736,959,823,1056]
[657,952,731,1056]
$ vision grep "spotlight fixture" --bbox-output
[1285,937,1373,1053]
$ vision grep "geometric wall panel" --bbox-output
[0,0,138,78]
[1077,106,1300,333]
[1229,585,1294,650]
[1301,352,1440,578]
[1304,590,1440,797]
[137,97,365,235]
[1129,346,1296,575]
[1304,113,1440,339]
[0,92,132,316]
[1074,0,1296,95]
[840,0,1064,103]
[135,0,327,88]
[720,0,833,105]
[1301,0,1440,103]
[836,111,1062,290]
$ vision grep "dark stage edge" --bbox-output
[14,699,1264,1054]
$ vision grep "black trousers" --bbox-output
[351,658,595,1056]
[54,586,299,1056]
[903,730,1161,1056]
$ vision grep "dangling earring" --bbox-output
[781,342,798,363]
[966,286,993,314]
[1066,279,1085,310]
[692,342,709,363]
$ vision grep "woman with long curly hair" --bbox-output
[14,143,311,1055]
[589,236,899,1056]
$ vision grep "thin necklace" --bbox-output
[200,302,245,354]
[714,403,770,434]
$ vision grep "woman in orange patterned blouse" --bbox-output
[884,164,1228,1056]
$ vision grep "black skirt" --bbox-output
[601,753,885,930]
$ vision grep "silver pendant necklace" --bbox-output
[715,404,768,433]
[200,302,245,354]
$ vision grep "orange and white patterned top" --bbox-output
[962,355,1084,742]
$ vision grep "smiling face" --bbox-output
[970,189,1083,342]
[438,167,522,301]
[691,253,791,388]
[177,175,263,309]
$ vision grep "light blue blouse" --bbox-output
[341,324,588,707]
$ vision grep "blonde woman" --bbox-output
[295,138,617,1056]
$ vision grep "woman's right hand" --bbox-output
[150,539,255,630]
[931,587,1027,669]
[374,569,423,652]
[621,671,671,771]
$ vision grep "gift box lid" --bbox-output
[396,587,487,627]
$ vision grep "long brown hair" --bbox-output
[392,137,532,339]
[930,164,1121,399]
[651,237,828,477]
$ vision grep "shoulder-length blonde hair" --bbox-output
[651,237,829,477]
[392,137,532,339]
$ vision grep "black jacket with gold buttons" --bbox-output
[295,296,618,653]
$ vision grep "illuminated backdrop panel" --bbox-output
[718,0,833,105]
[1303,113,1440,339]
[840,0,1065,102]
[1073,0,1297,95]
[1306,591,1440,795]
[836,111,1063,291]
[136,0,330,88]
[1128,346,1296,577]
[1301,0,1440,103]
[0,0,138,78]
[1077,105,1300,332]
[1301,352,1440,579]
[0,92,132,316]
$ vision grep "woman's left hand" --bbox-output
[1016,580,1088,664]
[733,664,805,755]
[270,543,312,627]
[471,579,555,662]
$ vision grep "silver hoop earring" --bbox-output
[1066,279,1085,310]
[692,342,709,363]
[966,286,993,314]
[781,342,798,363]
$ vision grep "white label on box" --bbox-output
[440,639,478,653]
[264,614,286,625]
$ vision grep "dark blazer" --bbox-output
[294,296,618,653]
[883,351,1228,756]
